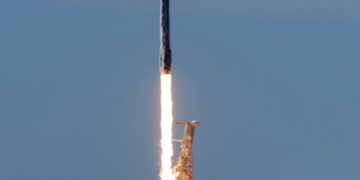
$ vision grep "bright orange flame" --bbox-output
[160,74,175,180]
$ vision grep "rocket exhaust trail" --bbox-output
[159,0,175,180]
[160,74,175,180]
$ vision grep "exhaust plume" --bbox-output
[160,74,175,180]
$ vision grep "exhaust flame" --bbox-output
[160,74,175,180]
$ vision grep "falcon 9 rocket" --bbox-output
[160,0,172,74]
[159,1,199,180]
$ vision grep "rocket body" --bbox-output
[160,0,172,74]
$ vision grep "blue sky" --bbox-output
[1,1,360,180]
[3,0,360,17]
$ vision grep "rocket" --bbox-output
[158,1,199,179]
[160,0,172,74]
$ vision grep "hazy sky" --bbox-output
[1,0,359,180]
[3,0,360,17]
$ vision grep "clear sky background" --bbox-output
[1,0,359,179]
